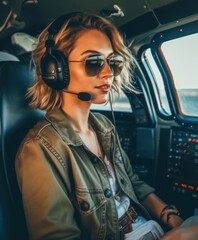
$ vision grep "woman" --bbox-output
[15,12,183,240]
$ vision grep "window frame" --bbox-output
[138,20,198,126]
[142,48,172,118]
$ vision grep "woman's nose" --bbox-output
[99,61,114,78]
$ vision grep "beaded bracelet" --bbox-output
[159,205,180,223]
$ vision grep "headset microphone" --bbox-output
[63,90,92,101]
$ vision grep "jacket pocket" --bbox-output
[75,187,106,216]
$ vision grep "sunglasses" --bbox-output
[69,54,125,77]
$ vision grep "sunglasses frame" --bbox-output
[69,54,125,77]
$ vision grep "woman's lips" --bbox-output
[95,84,111,91]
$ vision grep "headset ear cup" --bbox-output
[40,50,70,90]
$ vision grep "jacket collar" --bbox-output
[45,107,113,146]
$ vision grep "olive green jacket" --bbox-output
[16,108,155,240]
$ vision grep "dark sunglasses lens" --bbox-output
[85,55,105,76]
[109,55,124,76]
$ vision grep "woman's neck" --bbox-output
[61,99,91,134]
[61,96,104,159]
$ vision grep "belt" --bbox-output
[119,207,138,234]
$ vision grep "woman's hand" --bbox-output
[166,214,183,228]
[160,226,198,240]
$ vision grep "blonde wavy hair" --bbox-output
[27,13,135,111]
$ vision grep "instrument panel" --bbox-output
[167,127,198,204]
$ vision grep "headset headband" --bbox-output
[48,12,83,36]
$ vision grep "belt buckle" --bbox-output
[122,224,132,234]
[119,207,138,234]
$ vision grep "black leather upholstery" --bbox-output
[0,61,45,239]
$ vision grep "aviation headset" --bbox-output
[40,12,83,90]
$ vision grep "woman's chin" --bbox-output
[91,97,108,105]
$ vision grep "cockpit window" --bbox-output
[161,33,198,117]
[91,92,132,112]
[143,49,171,116]
[142,31,198,120]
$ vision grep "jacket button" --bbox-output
[104,188,112,198]
[80,201,90,211]
[91,156,99,164]
[120,178,127,185]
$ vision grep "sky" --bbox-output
[161,33,198,89]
